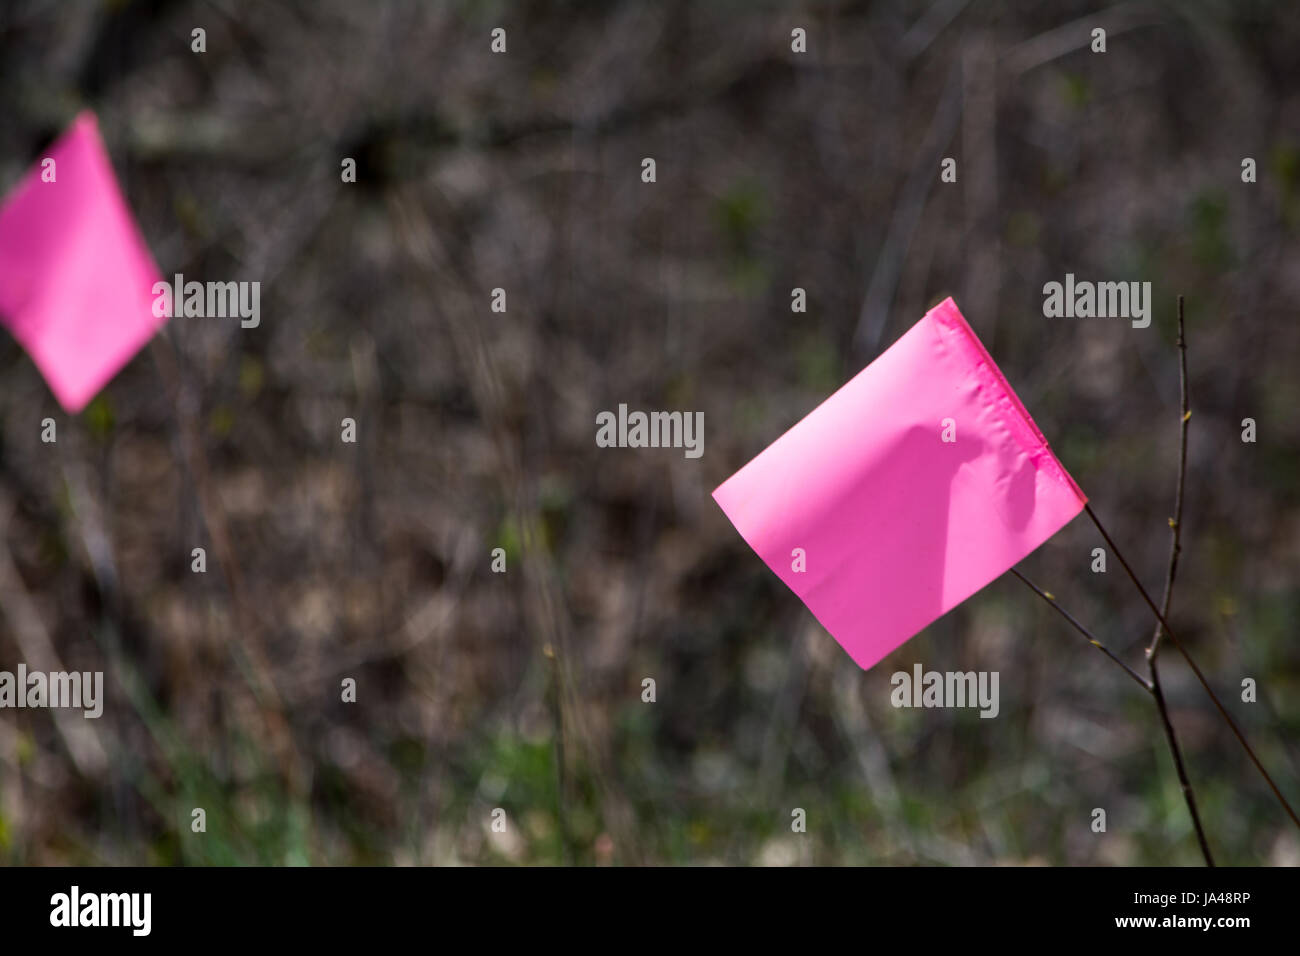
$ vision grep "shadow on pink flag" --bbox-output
[0,112,165,413]
[713,297,1087,670]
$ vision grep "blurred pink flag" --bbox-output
[713,297,1087,670]
[0,112,165,412]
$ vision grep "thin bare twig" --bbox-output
[1150,670,1213,864]
[1142,296,1213,865]
[1010,568,1151,692]
[1149,295,1190,663]
[1085,502,1300,832]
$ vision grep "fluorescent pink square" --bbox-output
[0,112,165,412]
[712,298,1087,670]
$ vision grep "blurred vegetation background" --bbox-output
[1,0,1298,865]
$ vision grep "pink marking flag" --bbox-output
[0,112,165,412]
[713,297,1087,670]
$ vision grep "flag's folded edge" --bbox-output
[927,296,1087,509]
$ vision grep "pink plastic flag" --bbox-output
[0,112,165,412]
[713,297,1087,670]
